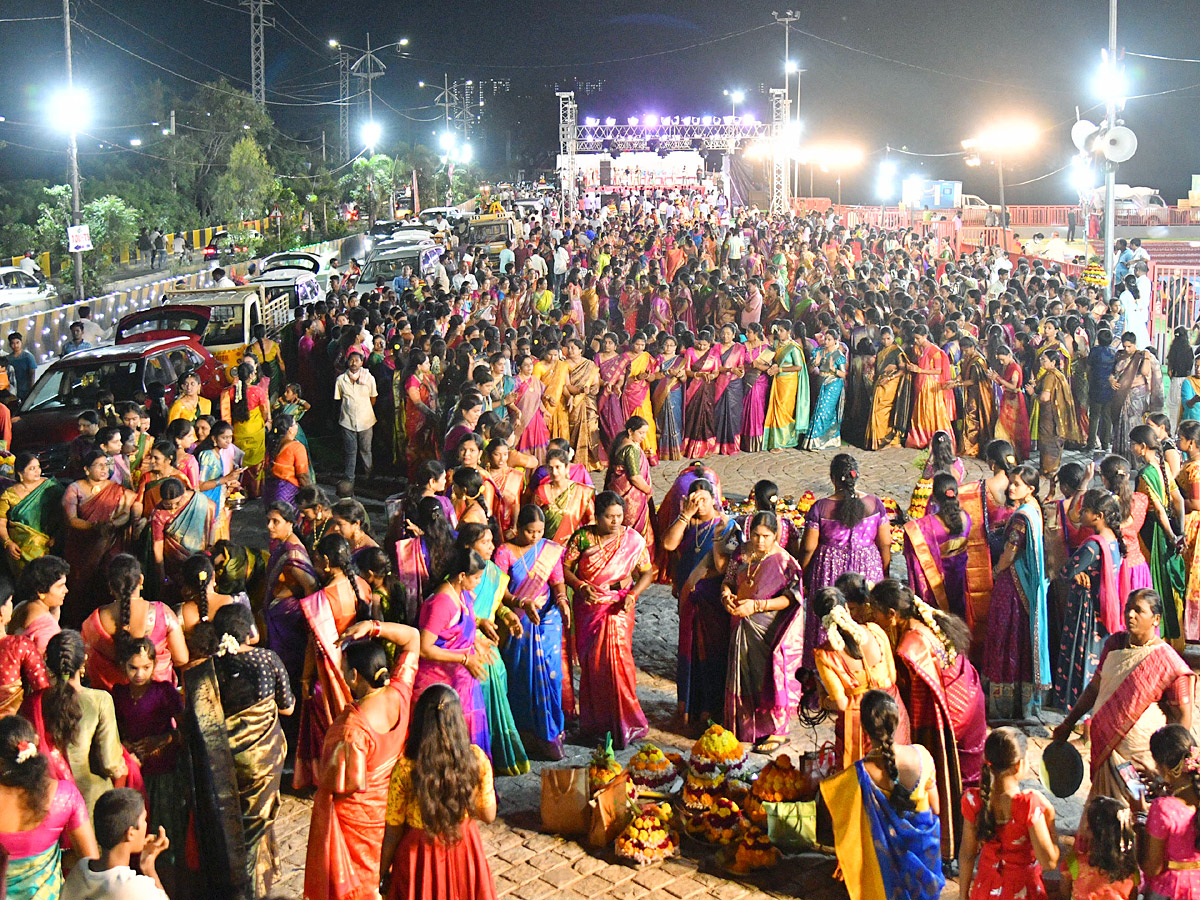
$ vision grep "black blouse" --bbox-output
[213,646,294,715]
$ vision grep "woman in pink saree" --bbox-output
[596,334,626,462]
[740,323,772,452]
[511,354,550,464]
[294,533,369,789]
[713,323,746,455]
[563,491,655,750]
[682,330,720,459]
[603,418,655,544]
[722,511,806,752]
[620,334,659,466]
[990,346,1031,461]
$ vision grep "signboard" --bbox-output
[67,224,93,253]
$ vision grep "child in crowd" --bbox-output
[61,788,170,900]
[1062,796,1138,900]
[277,382,311,450]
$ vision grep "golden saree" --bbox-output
[535,358,571,441]
[0,479,64,577]
[566,358,601,470]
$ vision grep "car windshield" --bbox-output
[119,311,207,338]
[23,360,145,412]
[467,222,510,243]
[361,254,419,282]
[202,303,245,346]
[264,255,318,274]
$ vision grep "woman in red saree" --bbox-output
[603,418,654,544]
[149,476,214,600]
[682,330,720,458]
[0,582,48,717]
[989,346,1031,461]
[1052,588,1193,844]
[869,579,986,864]
[304,620,420,900]
[294,533,370,790]
[596,335,626,462]
[905,326,956,450]
[563,491,655,750]
[61,450,134,628]
[401,351,439,473]
[511,354,550,464]
[483,440,525,541]
[533,448,595,543]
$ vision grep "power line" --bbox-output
[1127,50,1200,64]
[0,15,61,21]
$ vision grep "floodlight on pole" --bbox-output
[49,86,91,134]
[328,38,338,47]
[962,119,1039,248]
[361,120,382,150]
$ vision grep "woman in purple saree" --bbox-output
[712,324,746,455]
[722,510,806,752]
[682,330,720,459]
[413,547,491,755]
[262,501,319,699]
[903,473,973,621]
[603,418,655,545]
[596,335,627,463]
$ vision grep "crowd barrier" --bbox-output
[3,235,346,368]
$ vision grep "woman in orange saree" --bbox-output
[483,440,525,541]
[534,348,571,443]
[61,451,134,628]
[304,620,420,900]
[563,491,655,749]
[990,347,1031,461]
[533,448,595,543]
[294,533,370,790]
[621,335,659,465]
[904,327,956,451]
[402,352,439,475]
[603,419,654,545]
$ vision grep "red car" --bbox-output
[12,336,224,473]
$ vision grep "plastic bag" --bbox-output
[540,766,590,836]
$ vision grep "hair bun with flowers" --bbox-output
[14,740,37,765]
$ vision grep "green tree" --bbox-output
[35,185,140,300]
[211,136,276,224]
[338,154,397,224]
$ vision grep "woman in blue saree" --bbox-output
[1130,424,1187,641]
[494,505,569,760]
[652,333,686,462]
[195,421,241,543]
[981,464,1050,722]
[458,522,530,776]
[805,331,847,451]
[712,324,746,455]
[821,690,944,900]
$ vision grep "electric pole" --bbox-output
[1103,0,1118,283]
[773,10,798,198]
[62,0,84,302]
[337,49,350,161]
[240,0,273,106]
[350,33,386,135]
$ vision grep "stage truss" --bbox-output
[556,91,790,212]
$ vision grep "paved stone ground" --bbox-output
[251,444,1098,900]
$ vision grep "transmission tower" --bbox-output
[240,0,273,106]
[337,51,350,160]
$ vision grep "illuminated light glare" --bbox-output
[961,120,1039,155]
[604,117,616,126]
[439,131,455,151]
[458,143,473,163]
[129,138,142,147]
[583,116,599,127]
[786,60,799,73]
[700,115,713,126]
[643,114,658,128]
[1070,156,1096,191]
[328,39,339,47]
[398,37,409,46]
[730,90,745,104]
[627,116,638,126]
[418,81,425,88]
[1094,55,1128,105]
[361,121,382,148]
[794,142,867,170]
[49,86,91,133]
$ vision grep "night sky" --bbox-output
[3,0,1199,204]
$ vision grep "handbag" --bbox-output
[762,799,818,850]
[586,772,635,848]
[540,766,590,836]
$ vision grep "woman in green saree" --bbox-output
[1130,425,1187,642]
[457,522,530,776]
[0,453,64,578]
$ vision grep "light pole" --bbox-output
[723,89,744,118]
[59,0,85,302]
[961,120,1039,251]
[332,35,410,158]
[1101,0,1119,284]
[773,10,798,194]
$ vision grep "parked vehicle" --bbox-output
[202,228,262,262]
[256,251,336,292]
[355,241,441,296]
[153,285,291,373]
[0,267,56,308]
[12,338,223,472]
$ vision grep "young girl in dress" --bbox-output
[959,727,1059,900]
[1061,796,1137,900]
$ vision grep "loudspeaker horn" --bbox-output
[1071,119,1100,152]
[1100,126,1138,163]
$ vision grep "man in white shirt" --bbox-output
[75,305,107,345]
[62,788,169,900]
[17,252,41,278]
[211,267,235,288]
[553,241,570,298]
[727,229,744,266]
[1122,261,1153,349]
[451,260,479,293]
[334,350,378,481]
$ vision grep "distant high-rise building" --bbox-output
[479,78,511,96]
[552,77,607,95]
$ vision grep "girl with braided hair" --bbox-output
[1099,453,1152,600]
[812,587,910,770]
[81,553,188,691]
[179,552,256,656]
[0,715,97,900]
[799,453,891,666]
[959,727,1058,900]
[1130,424,1187,643]
[904,472,973,621]
[293,531,371,790]
[982,463,1050,723]
[1144,723,1200,898]
[869,578,986,865]
[819,689,944,900]
[220,360,271,498]
[23,629,128,820]
[1053,490,1126,710]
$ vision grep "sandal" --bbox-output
[753,735,788,755]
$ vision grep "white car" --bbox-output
[257,251,336,291]
[0,266,56,308]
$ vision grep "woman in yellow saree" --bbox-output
[534,347,571,443]
[533,448,595,543]
[0,453,64,578]
[763,322,810,452]
[621,335,659,465]
[221,362,271,498]
[865,328,909,450]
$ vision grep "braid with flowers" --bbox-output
[911,595,958,665]
[1150,724,1200,850]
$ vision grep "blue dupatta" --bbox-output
[1012,501,1051,689]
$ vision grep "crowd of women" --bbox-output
[1,193,1199,900]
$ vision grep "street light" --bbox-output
[328,38,338,48]
[49,86,91,134]
[398,37,410,47]
[795,142,865,204]
[962,119,1039,245]
[723,89,744,118]
[362,120,381,151]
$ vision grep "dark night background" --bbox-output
[2,0,1198,204]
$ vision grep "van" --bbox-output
[153,285,292,374]
[464,213,517,266]
[355,240,441,296]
